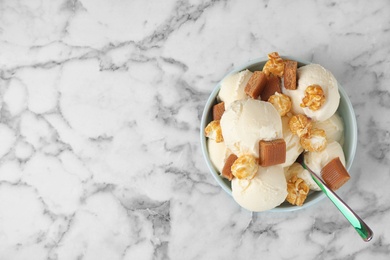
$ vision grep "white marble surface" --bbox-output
[0,0,390,259]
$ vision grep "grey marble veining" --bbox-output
[0,0,390,259]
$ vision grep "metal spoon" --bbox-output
[296,153,373,242]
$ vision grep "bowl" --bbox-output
[200,56,358,212]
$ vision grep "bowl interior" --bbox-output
[200,56,357,212]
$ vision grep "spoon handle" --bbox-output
[308,168,373,242]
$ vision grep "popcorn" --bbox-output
[300,128,327,152]
[286,175,309,206]
[231,154,258,180]
[268,93,292,116]
[205,120,223,143]
[288,114,312,137]
[263,52,285,77]
[300,84,326,111]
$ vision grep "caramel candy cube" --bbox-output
[259,139,286,166]
[245,71,268,99]
[261,75,281,101]
[221,154,238,181]
[213,102,225,120]
[284,60,298,90]
[321,157,350,190]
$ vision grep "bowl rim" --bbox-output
[200,56,358,213]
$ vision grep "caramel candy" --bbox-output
[245,71,268,99]
[213,102,225,120]
[221,154,238,181]
[259,139,286,166]
[283,60,298,90]
[321,157,350,190]
[261,75,281,101]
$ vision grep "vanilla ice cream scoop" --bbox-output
[221,99,283,157]
[304,141,346,175]
[281,116,303,168]
[313,113,344,145]
[218,70,253,109]
[232,165,287,212]
[283,64,340,122]
[207,139,229,173]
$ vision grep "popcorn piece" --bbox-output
[289,114,312,137]
[259,139,286,166]
[286,175,310,206]
[231,154,258,180]
[261,74,281,101]
[321,157,350,190]
[300,128,327,152]
[263,52,285,77]
[245,71,268,99]
[213,102,225,120]
[268,93,292,116]
[205,120,223,143]
[221,154,238,181]
[283,60,298,90]
[300,84,326,111]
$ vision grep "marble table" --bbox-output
[1,0,389,259]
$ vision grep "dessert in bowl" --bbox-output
[200,53,357,212]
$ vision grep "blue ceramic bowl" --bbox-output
[200,56,357,212]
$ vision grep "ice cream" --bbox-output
[207,139,229,173]
[281,116,304,168]
[304,141,346,175]
[220,98,283,157]
[283,64,340,122]
[218,69,253,109]
[286,163,321,191]
[313,113,344,145]
[232,165,287,212]
[204,52,349,211]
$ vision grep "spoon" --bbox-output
[296,153,373,242]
